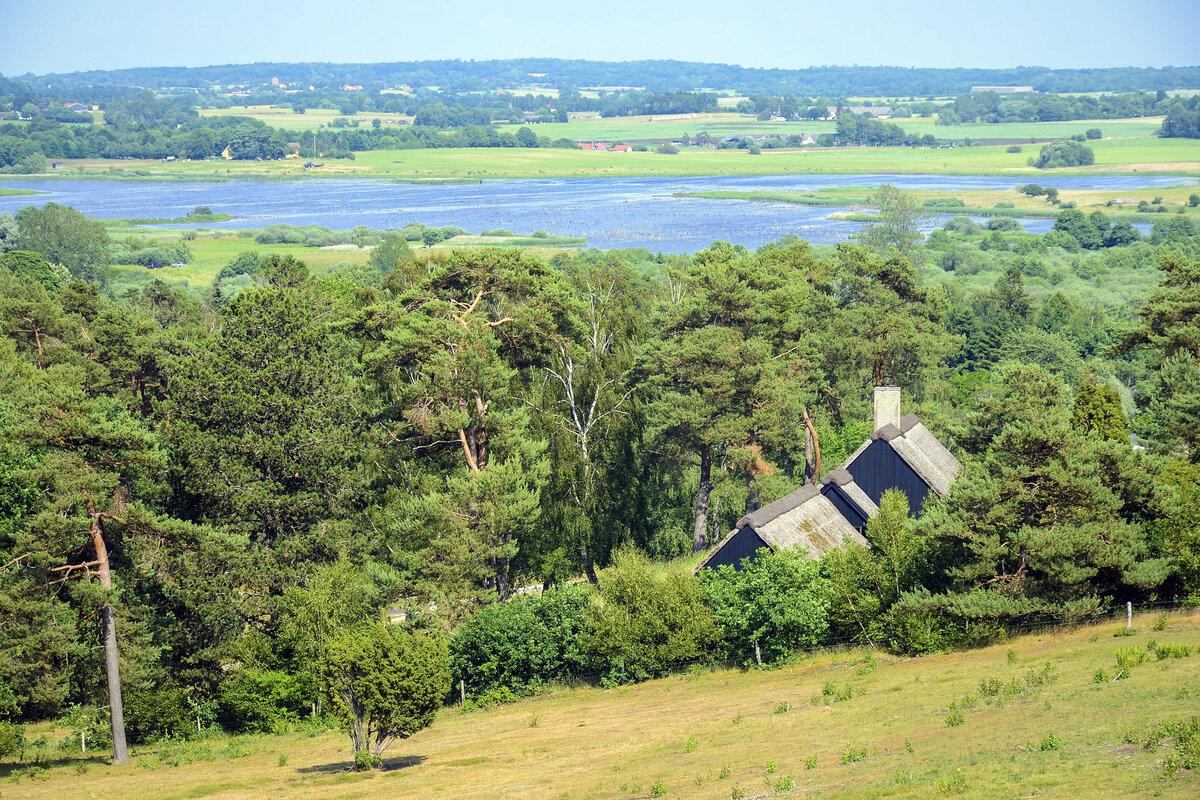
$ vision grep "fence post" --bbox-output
[754,640,762,667]
[1127,601,1133,630]
[460,679,466,705]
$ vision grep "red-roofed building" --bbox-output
[611,144,632,152]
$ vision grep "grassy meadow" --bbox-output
[682,183,1200,221]
[98,231,585,293]
[194,106,1166,145]
[19,135,1197,184]
[5,611,1198,800]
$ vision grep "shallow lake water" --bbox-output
[1,174,1191,253]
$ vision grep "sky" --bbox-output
[0,0,1197,76]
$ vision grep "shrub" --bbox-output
[1038,733,1062,751]
[841,745,868,763]
[324,624,450,767]
[657,143,679,155]
[699,548,829,665]
[219,669,307,734]
[1085,128,1102,140]
[450,583,589,695]
[1155,643,1193,660]
[945,711,965,727]
[0,720,25,760]
[1034,141,1094,169]
[1006,145,1023,153]
[1115,645,1149,669]
[581,546,720,683]
[1153,614,1170,631]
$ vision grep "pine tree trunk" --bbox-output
[88,505,129,764]
[100,603,129,764]
[693,444,713,554]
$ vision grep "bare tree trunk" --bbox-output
[88,503,129,764]
[802,407,821,484]
[692,444,713,554]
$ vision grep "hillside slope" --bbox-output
[7,611,1200,800]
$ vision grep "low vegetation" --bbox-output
[3,614,1197,799]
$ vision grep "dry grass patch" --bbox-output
[5,612,1199,799]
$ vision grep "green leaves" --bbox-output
[323,624,449,761]
[700,548,830,665]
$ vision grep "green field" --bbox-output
[6,611,1198,800]
[681,183,1200,221]
[98,231,586,293]
[519,114,1166,145]
[22,136,1193,185]
[199,105,414,130]
[192,107,1167,146]
[0,187,38,196]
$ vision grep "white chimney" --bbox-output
[874,385,901,431]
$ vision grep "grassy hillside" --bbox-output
[6,611,1198,799]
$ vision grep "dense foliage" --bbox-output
[2,200,1200,763]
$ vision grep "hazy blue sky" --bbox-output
[1,0,1196,76]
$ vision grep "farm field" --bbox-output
[199,105,414,130]
[194,107,1166,145]
[520,114,1166,144]
[25,136,1200,183]
[6,611,1198,800]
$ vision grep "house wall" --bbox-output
[703,526,771,570]
[848,440,931,514]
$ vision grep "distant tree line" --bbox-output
[12,60,1200,97]
[1159,96,1200,138]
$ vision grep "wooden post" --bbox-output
[754,641,762,667]
[81,730,86,753]
[1126,601,1132,630]
[460,680,466,705]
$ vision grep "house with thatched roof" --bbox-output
[699,386,960,571]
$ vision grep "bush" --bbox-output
[324,624,450,766]
[450,584,589,695]
[699,548,830,665]
[581,546,720,683]
[1034,141,1094,169]
[219,668,307,733]
[1115,645,1149,669]
[1006,145,1023,153]
[1085,128,1102,140]
[923,198,966,208]
[126,687,204,743]
[657,143,679,155]
[1155,643,1193,660]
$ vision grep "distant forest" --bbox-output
[9,60,1200,97]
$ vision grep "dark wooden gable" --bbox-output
[819,483,871,531]
[846,439,930,514]
[703,525,770,571]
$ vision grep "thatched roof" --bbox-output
[820,468,879,516]
[866,413,960,497]
[699,410,958,569]
[707,483,868,564]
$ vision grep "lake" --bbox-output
[1,174,1192,253]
